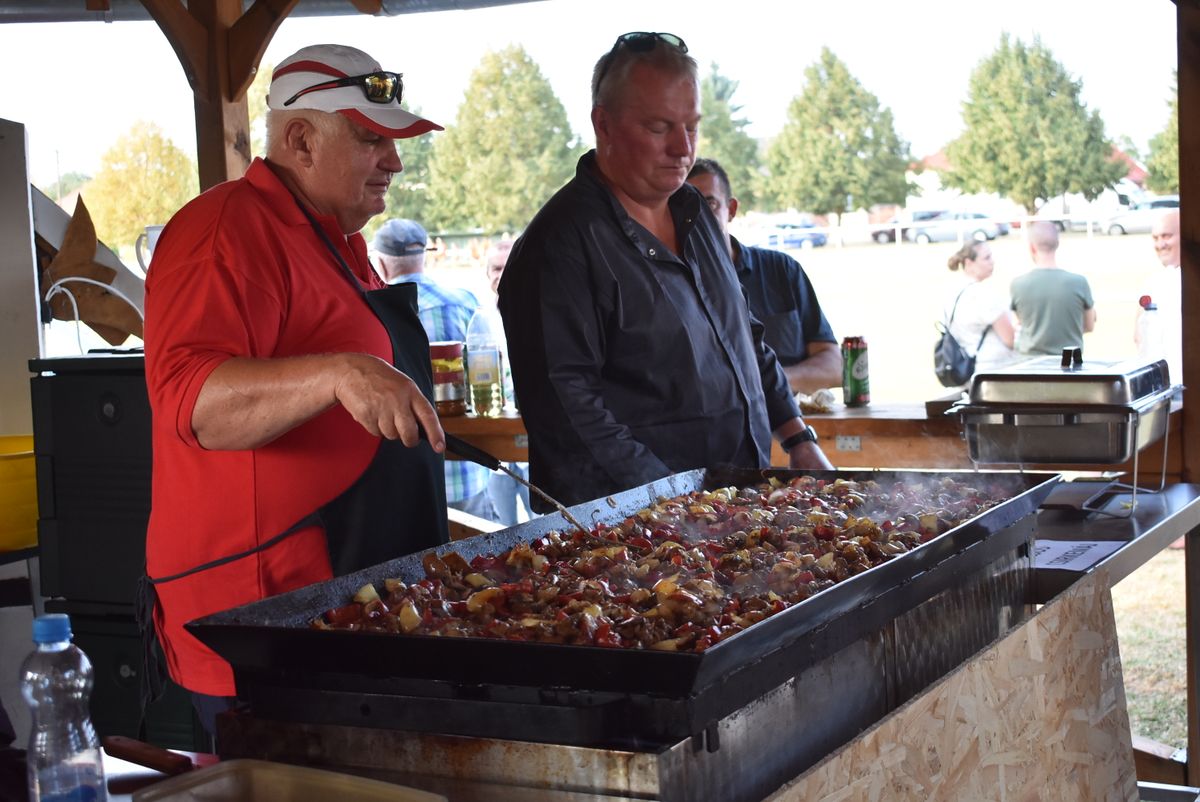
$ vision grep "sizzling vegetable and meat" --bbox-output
[313,475,1010,652]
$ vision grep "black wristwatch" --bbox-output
[780,425,819,451]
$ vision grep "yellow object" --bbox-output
[0,435,36,553]
[132,759,446,802]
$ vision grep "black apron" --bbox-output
[137,207,448,709]
[319,279,449,573]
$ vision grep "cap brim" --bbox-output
[339,108,443,139]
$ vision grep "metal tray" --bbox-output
[188,468,1058,702]
[955,387,1174,464]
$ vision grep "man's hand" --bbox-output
[333,354,444,448]
[788,440,834,470]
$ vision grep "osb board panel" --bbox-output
[769,569,1136,802]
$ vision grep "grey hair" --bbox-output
[264,108,345,154]
[591,39,697,108]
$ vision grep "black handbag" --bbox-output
[934,287,992,387]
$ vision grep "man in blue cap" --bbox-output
[371,218,497,521]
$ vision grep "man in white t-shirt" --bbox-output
[1135,209,1181,381]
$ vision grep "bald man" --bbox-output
[1009,221,1097,355]
[1136,209,1182,378]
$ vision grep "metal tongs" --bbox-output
[444,433,590,536]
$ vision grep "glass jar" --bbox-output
[430,341,468,417]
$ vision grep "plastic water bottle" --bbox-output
[20,614,105,802]
[1137,296,1164,363]
[465,307,506,417]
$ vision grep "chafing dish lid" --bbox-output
[968,355,1170,406]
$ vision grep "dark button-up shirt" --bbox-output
[498,151,800,508]
[733,238,837,365]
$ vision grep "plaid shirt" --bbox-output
[392,274,488,502]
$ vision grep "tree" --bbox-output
[698,63,760,208]
[247,61,273,159]
[1114,135,1142,165]
[943,34,1124,214]
[86,122,198,248]
[425,45,583,233]
[41,171,90,202]
[1145,72,1178,194]
[762,48,912,221]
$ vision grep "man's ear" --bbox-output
[591,106,609,147]
[727,197,739,223]
[283,117,317,167]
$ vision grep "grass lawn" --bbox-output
[435,228,1166,403]
[785,230,1162,402]
[1112,548,1188,749]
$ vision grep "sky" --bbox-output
[0,0,1178,190]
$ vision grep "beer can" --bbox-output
[841,336,870,406]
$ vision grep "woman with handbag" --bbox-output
[937,242,1018,384]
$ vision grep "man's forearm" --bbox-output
[191,354,346,450]
[782,347,843,394]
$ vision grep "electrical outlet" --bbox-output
[835,435,861,452]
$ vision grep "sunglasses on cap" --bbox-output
[595,32,688,90]
[282,71,404,108]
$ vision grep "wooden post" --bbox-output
[1180,0,1199,484]
[143,0,299,191]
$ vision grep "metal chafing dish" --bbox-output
[189,467,1058,802]
[951,352,1177,465]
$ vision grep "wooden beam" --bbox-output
[141,0,209,97]
[1180,0,1200,484]
[187,0,251,191]
[227,0,300,100]
[1133,735,1187,785]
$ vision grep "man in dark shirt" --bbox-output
[499,32,831,509]
[687,158,842,394]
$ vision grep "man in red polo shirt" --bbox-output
[143,44,447,733]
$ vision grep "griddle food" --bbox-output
[314,476,1009,651]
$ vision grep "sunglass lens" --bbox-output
[616,32,687,55]
[659,33,687,52]
[363,73,399,103]
[621,33,658,53]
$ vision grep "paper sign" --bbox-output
[1033,540,1124,572]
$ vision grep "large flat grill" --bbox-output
[192,468,1056,801]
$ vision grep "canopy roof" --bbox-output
[0,0,535,188]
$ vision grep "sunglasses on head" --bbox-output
[282,71,404,108]
[595,32,688,91]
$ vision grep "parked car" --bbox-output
[905,212,1004,244]
[764,221,828,249]
[1102,195,1180,235]
[869,210,944,244]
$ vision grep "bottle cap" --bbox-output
[1139,295,1154,309]
[32,613,71,644]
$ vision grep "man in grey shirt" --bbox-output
[1010,221,1096,355]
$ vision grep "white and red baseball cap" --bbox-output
[267,44,443,139]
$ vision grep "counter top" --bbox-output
[442,403,1182,481]
[1035,481,1200,600]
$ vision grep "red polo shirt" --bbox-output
[144,159,389,696]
